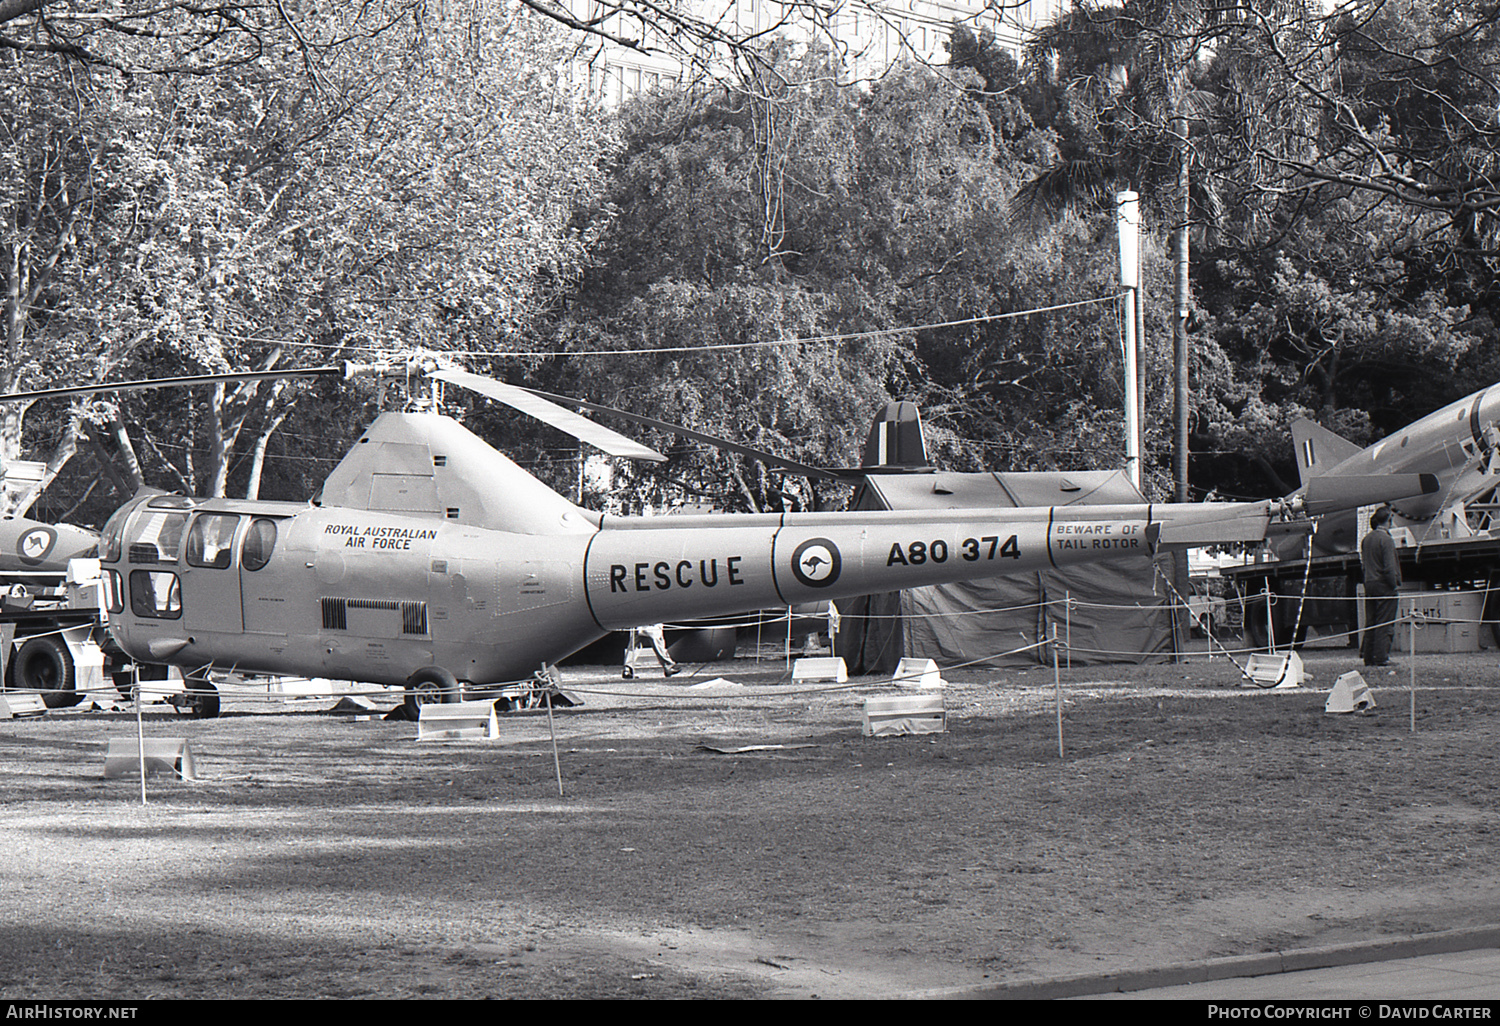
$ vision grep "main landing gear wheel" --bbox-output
[114,662,169,700]
[403,666,459,719]
[178,674,221,719]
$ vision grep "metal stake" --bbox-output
[546,690,564,798]
[1410,615,1417,733]
[134,666,147,806]
[1052,623,1064,759]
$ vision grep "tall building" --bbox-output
[561,0,1067,104]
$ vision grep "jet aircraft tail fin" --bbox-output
[1290,419,1363,484]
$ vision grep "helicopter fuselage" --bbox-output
[98,490,1256,692]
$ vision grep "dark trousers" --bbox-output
[1362,585,1398,666]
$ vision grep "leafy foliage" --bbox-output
[526,47,1181,510]
[6,2,619,522]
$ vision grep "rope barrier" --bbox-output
[7,580,1494,709]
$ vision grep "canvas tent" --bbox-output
[835,469,1176,674]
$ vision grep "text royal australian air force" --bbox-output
[581,510,1158,632]
[323,522,440,550]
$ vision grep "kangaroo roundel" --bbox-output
[791,538,841,588]
[18,527,55,566]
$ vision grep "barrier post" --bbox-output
[1410,615,1417,734]
[546,692,564,797]
[134,670,147,806]
[1052,623,1064,759]
[1064,592,1072,670]
[1264,583,1275,654]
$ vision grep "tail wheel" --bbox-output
[11,635,80,709]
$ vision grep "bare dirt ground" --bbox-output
[4,639,1500,999]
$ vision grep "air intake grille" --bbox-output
[320,597,429,635]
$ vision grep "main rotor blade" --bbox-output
[0,366,347,404]
[430,369,666,463]
[518,386,844,481]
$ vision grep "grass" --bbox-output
[2,646,1499,998]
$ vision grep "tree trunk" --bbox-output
[208,382,231,498]
[80,426,136,498]
[11,410,80,517]
[108,415,146,491]
[243,409,289,500]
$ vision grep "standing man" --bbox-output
[1360,506,1402,667]
[627,623,679,678]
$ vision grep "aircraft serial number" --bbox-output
[887,536,1020,566]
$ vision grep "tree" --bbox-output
[531,54,1003,511]
[1180,0,1497,493]
[531,48,1180,511]
[0,1,422,72]
[0,0,1013,85]
[5,1,620,517]
[1247,0,1500,262]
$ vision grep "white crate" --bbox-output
[863,695,946,736]
[1394,591,1483,653]
[891,658,945,689]
[417,700,499,741]
[792,657,847,683]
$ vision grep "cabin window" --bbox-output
[186,514,240,569]
[128,511,188,564]
[129,570,181,619]
[242,518,279,572]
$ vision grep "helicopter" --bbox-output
[1,358,1437,718]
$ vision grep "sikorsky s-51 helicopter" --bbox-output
[2,359,1437,717]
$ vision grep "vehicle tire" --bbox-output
[181,674,221,719]
[403,666,459,719]
[11,635,79,709]
[1242,591,1271,650]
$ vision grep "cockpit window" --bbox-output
[99,505,130,563]
[128,511,188,564]
[242,518,278,571]
[186,514,239,569]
